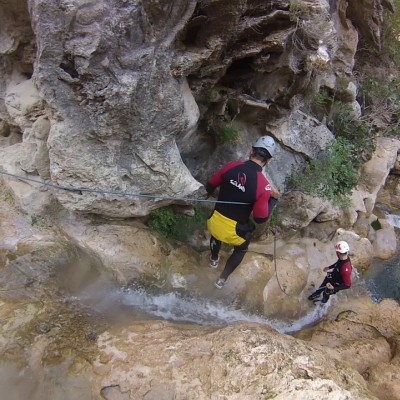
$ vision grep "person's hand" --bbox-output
[195,185,209,200]
[323,267,333,273]
[326,282,334,290]
[271,187,280,199]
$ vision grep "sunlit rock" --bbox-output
[368,219,397,260]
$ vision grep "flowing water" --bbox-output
[363,254,400,301]
[363,213,400,302]
[2,216,399,399]
[74,275,335,335]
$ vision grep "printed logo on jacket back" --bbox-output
[230,173,247,192]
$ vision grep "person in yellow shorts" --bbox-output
[206,136,280,288]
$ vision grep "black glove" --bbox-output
[236,220,256,240]
[268,197,278,218]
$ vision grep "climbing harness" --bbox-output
[0,170,249,205]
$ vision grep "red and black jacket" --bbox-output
[206,160,273,224]
[326,258,352,290]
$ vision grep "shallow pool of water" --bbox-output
[363,250,400,302]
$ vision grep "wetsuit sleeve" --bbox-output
[335,260,352,290]
[253,196,269,223]
[206,160,243,194]
[327,262,336,270]
[252,174,273,224]
[252,182,270,224]
[205,181,215,194]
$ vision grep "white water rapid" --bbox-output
[75,280,336,334]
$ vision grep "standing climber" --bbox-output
[206,136,280,289]
[308,240,352,303]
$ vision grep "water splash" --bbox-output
[79,285,332,334]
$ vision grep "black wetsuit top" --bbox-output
[206,160,273,224]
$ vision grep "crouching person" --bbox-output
[308,241,352,303]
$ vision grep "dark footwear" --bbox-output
[214,278,226,289]
[322,289,332,303]
[209,256,220,269]
[308,292,320,301]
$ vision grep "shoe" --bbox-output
[214,278,226,289]
[308,292,320,301]
[209,256,220,269]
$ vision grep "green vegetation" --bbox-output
[288,137,358,205]
[216,124,239,144]
[371,219,382,231]
[200,91,212,107]
[223,349,236,361]
[289,0,309,22]
[311,88,331,111]
[291,86,376,204]
[311,88,375,161]
[358,76,400,137]
[328,106,375,165]
[0,183,15,205]
[30,214,39,226]
[288,0,400,204]
[382,0,400,65]
[268,202,280,229]
[147,205,209,241]
[354,0,400,137]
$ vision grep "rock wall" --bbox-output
[0,0,396,221]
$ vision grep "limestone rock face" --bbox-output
[91,321,376,400]
[0,0,396,226]
[377,152,400,210]
[0,143,56,215]
[276,138,400,237]
[347,0,388,48]
[369,219,397,260]
[302,298,400,400]
[26,0,203,217]
[267,111,335,160]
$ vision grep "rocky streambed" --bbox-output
[1,199,400,400]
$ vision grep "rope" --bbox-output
[0,170,250,205]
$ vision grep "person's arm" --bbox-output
[323,262,336,273]
[335,261,352,290]
[206,160,243,194]
[205,181,216,195]
[252,177,281,223]
[252,190,269,224]
[328,261,352,291]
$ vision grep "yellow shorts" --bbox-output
[207,210,246,246]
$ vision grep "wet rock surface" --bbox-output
[0,1,400,398]
[0,194,399,399]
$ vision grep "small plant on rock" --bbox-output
[147,205,209,241]
[287,137,358,205]
[216,124,239,143]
